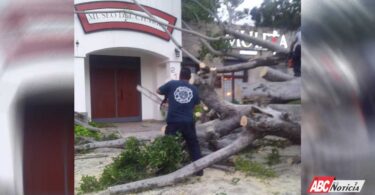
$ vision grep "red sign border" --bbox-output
[75,1,177,41]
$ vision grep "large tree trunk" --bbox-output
[108,130,255,194]
[75,139,128,151]
[242,78,301,103]
[260,67,294,82]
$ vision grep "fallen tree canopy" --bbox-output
[73,68,301,194]
[109,130,255,194]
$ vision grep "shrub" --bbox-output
[89,121,115,128]
[78,175,102,194]
[144,135,184,174]
[74,125,100,140]
[78,135,184,193]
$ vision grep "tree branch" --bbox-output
[132,0,202,64]
[260,67,294,82]
[182,20,247,60]
[108,129,255,194]
[242,78,301,103]
[216,56,282,73]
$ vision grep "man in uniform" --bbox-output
[157,67,203,176]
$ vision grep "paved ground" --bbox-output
[111,120,165,140]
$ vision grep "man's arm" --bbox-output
[157,81,171,95]
[156,89,162,95]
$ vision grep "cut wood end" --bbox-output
[259,67,268,78]
[207,126,214,132]
[240,116,248,127]
[161,125,167,133]
[199,62,206,69]
[189,75,195,84]
[210,67,217,71]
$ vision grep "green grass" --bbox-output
[266,148,281,166]
[74,125,120,143]
[234,157,277,179]
[88,121,116,128]
[75,125,101,141]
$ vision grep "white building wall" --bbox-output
[74,57,86,112]
[74,0,182,121]
[74,0,182,60]
[84,57,92,119]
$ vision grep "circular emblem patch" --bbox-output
[174,86,193,104]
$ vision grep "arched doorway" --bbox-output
[90,55,141,122]
[86,47,168,122]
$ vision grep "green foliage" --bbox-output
[250,0,300,30]
[198,32,232,59]
[266,148,281,166]
[194,104,203,120]
[75,125,101,141]
[99,138,146,187]
[234,157,276,178]
[78,136,184,193]
[144,135,184,174]
[89,121,115,128]
[78,175,102,194]
[182,0,220,23]
[75,125,120,144]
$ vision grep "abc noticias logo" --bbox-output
[307,176,365,193]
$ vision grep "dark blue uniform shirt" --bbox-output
[158,80,200,123]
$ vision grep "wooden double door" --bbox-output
[90,55,141,122]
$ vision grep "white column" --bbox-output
[74,57,86,113]
[167,61,181,81]
[84,57,92,120]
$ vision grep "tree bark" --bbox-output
[75,137,150,152]
[74,119,102,132]
[108,130,255,194]
[260,67,294,82]
[241,111,300,144]
[216,56,281,73]
[242,78,301,103]
[75,138,128,151]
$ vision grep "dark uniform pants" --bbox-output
[165,122,202,162]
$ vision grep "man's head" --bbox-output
[179,67,191,81]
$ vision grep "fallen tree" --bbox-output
[242,78,301,103]
[74,0,301,193]
[260,67,295,82]
[109,129,255,194]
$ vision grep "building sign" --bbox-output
[230,30,290,55]
[75,1,177,40]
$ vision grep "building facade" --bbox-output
[74,0,182,122]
